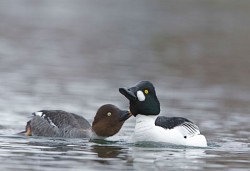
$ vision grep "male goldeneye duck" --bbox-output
[23,104,132,139]
[119,81,207,147]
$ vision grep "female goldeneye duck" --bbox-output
[23,104,132,139]
[119,81,207,147]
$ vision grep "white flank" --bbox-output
[129,114,207,147]
[137,91,145,101]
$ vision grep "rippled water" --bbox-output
[0,1,250,171]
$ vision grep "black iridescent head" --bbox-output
[119,81,160,116]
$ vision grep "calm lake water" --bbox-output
[0,1,250,170]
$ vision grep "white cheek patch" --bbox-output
[137,90,146,101]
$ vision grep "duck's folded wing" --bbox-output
[33,110,91,129]
[155,116,200,136]
[29,116,60,137]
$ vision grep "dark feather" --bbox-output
[155,116,192,129]
[155,116,200,136]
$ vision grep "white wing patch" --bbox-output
[47,117,57,127]
[33,111,44,117]
[177,122,200,137]
[33,111,57,127]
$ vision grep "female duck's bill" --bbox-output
[22,104,132,139]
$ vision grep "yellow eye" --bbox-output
[144,89,149,94]
[107,112,112,116]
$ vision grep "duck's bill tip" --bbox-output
[128,110,133,117]
[119,87,137,101]
[119,110,132,122]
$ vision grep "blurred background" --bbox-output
[0,1,250,171]
[1,0,250,134]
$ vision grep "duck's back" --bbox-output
[27,110,92,138]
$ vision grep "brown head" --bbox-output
[92,104,131,137]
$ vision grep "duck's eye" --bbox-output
[107,112,112,116]
[144,89,149,94]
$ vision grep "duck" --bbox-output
[119,81,207,147]
[23,104,131,139]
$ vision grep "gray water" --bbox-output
[0,1,250,170]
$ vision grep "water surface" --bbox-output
[0,1,250,170]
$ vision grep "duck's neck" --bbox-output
[135,114,158,130]
[90,129,106,140]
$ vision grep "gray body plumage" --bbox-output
[30,110,92,138]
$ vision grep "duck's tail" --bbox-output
[17,120,32,136]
